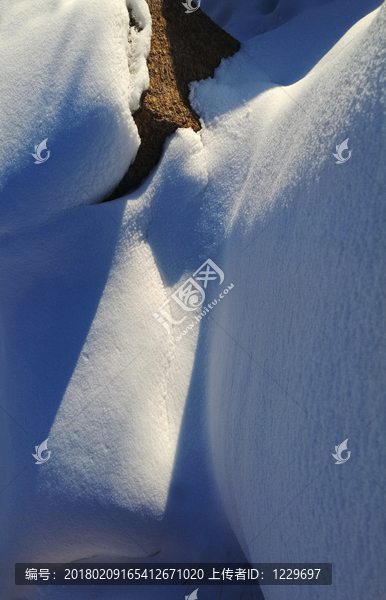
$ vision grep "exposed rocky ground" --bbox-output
[106,0,240,199]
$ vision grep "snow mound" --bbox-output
[0,0,151,234]
[192,3,386,600]
[0,128,242,599]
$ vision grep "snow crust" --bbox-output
[0,0,385,599]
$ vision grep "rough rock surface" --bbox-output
[106,0,240,199]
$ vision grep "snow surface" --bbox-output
[0,0,385,599]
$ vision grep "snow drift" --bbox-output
[0,0,385,599]
[0,0,151,234]
[193,2,386,599]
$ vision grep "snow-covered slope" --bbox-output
[192,2,386,599]
[0,0,385,599]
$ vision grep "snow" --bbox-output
[0,0,385,599]
[0,0,151,233]
[194,2,386,599]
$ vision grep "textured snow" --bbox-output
[0,0,385,599]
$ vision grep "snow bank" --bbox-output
[191,2,386,599]
[0,0,151,234]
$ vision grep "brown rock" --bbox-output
[105,0,240,200]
